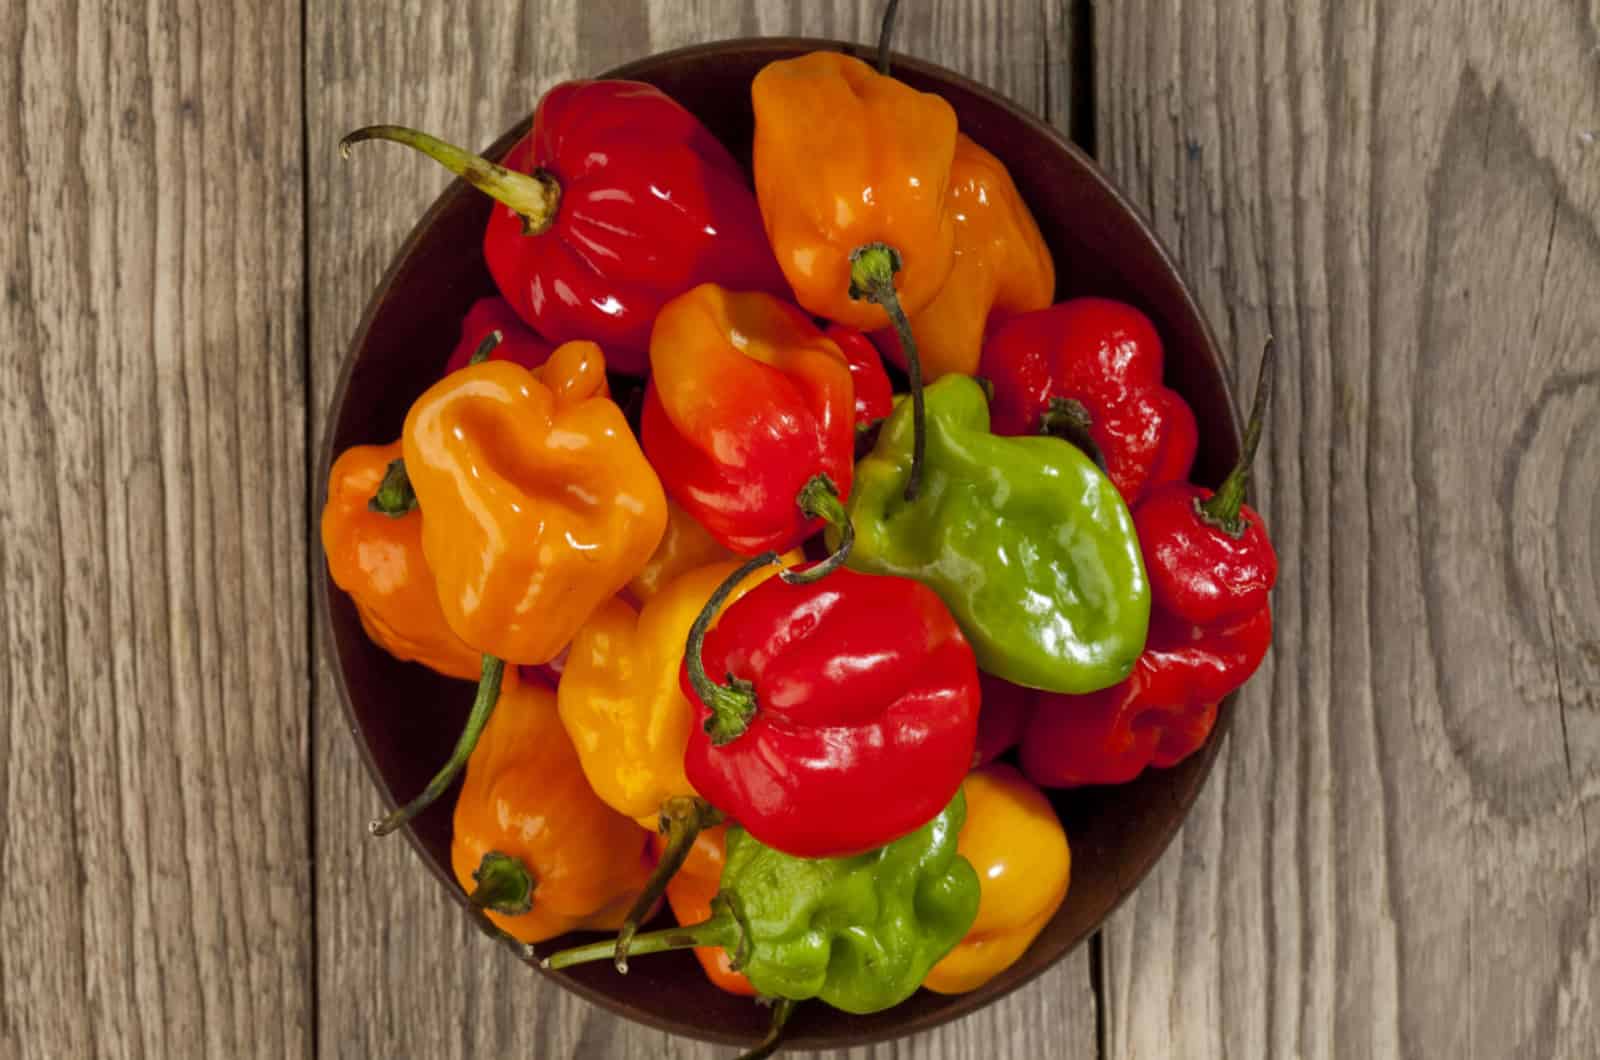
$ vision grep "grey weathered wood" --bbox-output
[305,1,1089,1057]
[0,1,309,1058]
[1095,2,1600,1057]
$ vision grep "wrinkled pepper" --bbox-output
[839,374,1150,694]
[547,791,980,1017]
[626,499,739,605]
[752,46,960,499]
[653,822,756,997]
[873,134,1054,381]
[442,296,553,375]
[682,560,980,859]
[342,80,789,374]
[924,764,1070,994]
[642,284,855,571]
[981,298,1199,506]
[450,667,656,944]
[1022,342,1278,786]
[824,323,894,432]
[321,441,480,681]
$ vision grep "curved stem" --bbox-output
[738,1000,797,1060]
[542,908,740,972]
[684,552,781,746]
[368,457,417,517]
[340,125,562,236]
[613,797,725,973]
[876,0,902,75]
[370,654,505,836]
[849,243,926,502]
[1038,397,1108,473]
[467,851,536,916]
[1198,337,1276,537]
[781,474,854,585]
[468,329,502,366]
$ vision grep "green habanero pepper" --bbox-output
[544,790,980,1015]
[835,374,1150,694]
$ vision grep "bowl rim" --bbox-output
[315,34,1239,1051]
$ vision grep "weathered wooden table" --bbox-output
[5,1,1596,1056]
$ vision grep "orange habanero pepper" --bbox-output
[320,441,479,680]
[451,667,655,946]
[874,134,1055,381]
[652,822,756,997]
[923,764,1071,994]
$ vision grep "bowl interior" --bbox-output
[319,38,1238,1051]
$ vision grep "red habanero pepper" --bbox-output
[980,298,1199,507]
[825,323,895,431]
[341,81,789,375]
[643,285,857,579]
[442,296,553,375]
[1022,342,1278,788]
[974,673,1036,768]
[680,557,980,859]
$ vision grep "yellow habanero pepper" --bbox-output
[923,763,1071,994]
[627,500,737,604]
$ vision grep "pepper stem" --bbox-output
[876,0,902,75]
[542,906,741,972]
[370,654,505,836]
[780,473,854,585]
[368,458,418,516]
[1038,397,1108,473]
[739,1000,798,1060]
[467,851,536,916]
[1198,337,1276,537]
[685,553,781,746]
[612,796,725,973]
[849,243,927,502]
[468,329,502,366]
[340,125,563,236]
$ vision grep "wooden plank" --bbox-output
[306,1,1091,1057]
[1095,1,1600,1057]
[0,1,309,1058]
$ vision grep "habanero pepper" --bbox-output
[923,764,1070,994]
[442,296,553,375]
[450,667,656,945]
[974,673,1037,767]
[652,820,756,998]
[824,323,895,433]
[642,284,856,577]
[1022,342,1278,787]
[626,499,739,605]
[981,298,1199,507]
[342,80,789,374]
[873,134,1055,381]
[839,374,1151,695]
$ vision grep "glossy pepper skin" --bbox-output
[840,374,1151,694]
[682,564,979,858]
[751,52,957,331]
[653,823,756,997]
[556,555,795,826]
[825,323,894,431]
[981,299,1199,506]
[924,765,1070,994]
[442,296,553,375]
[343,82,788,374]
[321,442,479,680]
[625,500,737,605]
[642,285,855,555]
[873,134,1054,381]
[974,673,1036,767]
[450,668,655,944]
[548,791,980,1016]
[403,342,667,664]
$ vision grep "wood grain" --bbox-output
[0,1,308,1058]
[304,2,1090,1057]
[1095,1,1600,1057]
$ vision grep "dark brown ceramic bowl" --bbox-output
[319,37,1239,1053]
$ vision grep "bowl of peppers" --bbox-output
[318,10,1278,1056]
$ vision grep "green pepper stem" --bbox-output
[876,0,902,75]
[1198,337,1276,537]
[467,851,536,916]
[468,329,502,366]
[1038,397,1109,473]
[542,908,740,972]
[685,552,781,746]
[849,243,926,502]
[340,125,563,236]
[739,1000,798,1060]
[613,797,726,974]
[781,473,854,585]
[370,654,505,836]
[368,457,418,517]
